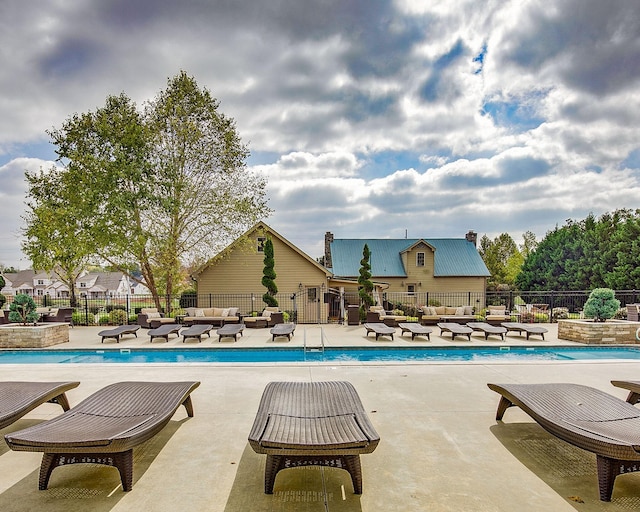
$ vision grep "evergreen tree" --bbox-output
[358,244,374,320]
[261,238,278,307]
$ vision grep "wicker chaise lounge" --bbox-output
[5,381,200,491]
[501,322,548,340]
[437,322,472,340]
[248,381,380,494]
[363,322,395,340]
[0,381,80,429]
[148,323,183,342]
[269,323,296,341]
[180,323,213,342]
[466,321,507,340]
[487,382,640,501]
[98,325,141,343]
[398,322,432,340]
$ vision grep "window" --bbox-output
[257,237,266,252]
[37,279,44,285]
[416,252,425,267]
[407,284,416,296]
[80,282,86,288]
[37,289,43,296]
[307,287,317,302]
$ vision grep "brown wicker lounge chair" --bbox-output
[180,323,213,342]
[397,322,432,340]
[488,382,640,501]
[363,322,395,340]
[98,325,141,343]
[5,381,200,491]
[611,380,640,404]
[148,323,183,342]
[466,321,506,340]
[437,322,472,340]
[248,381,379,494]
[216,323,245,342]
[0,381,80,429]
[269,323,295,341]
[501,322,548,340]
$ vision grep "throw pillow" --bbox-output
[147,311,161,319]
[263,310,272,318]
[221,308,230,317]
[194,309,205,317]
[228,307,239,317]
[464,306,473,315]
[488,309,503,316]
[455,306,466,316]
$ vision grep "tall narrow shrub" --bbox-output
[358,244,374,320]
[261,238,278,307]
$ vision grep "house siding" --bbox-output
[197,231,328,295]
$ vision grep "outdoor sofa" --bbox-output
[419,305,475,325]
[37,307,74,324]
[248,381,380,494]
[365,305,407,326]
[182,307,240,326]
[484,305,510,324]
[136,307,176,328]
[5,381,200,492]
[243,307,283,328]
[487,382,640,501]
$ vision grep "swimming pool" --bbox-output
[1,345,640,363]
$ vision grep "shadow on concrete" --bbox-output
[223,444,363,512]
[490,422,640,511]
[0,419,185,512]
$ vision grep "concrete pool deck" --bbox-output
[0,323,639,511]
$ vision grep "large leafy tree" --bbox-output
[478,233,521,289]
[30,71,270,308]
[516,209,640,291]
[23,165,96,306]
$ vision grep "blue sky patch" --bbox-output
[621,148,640,170]
[481,94,546,132]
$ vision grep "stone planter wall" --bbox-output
[0,323,70,348]
[558,319,640,344]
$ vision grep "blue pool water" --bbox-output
[0,346,639,364]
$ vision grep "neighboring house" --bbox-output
[325,230,490,304]
[193,222,333,323]
[0,270,149,299]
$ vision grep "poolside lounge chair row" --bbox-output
[1,379,377,496]
[363,322,548,341]
[6,378,640,501]
[98,322,295,343]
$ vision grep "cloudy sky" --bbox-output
[1,0,639,269]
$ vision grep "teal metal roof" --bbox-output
[330,238,490,278]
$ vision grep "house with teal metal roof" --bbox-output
[324,231,489,297]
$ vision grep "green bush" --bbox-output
[583,288,620,322]
[0,293,6,309]
[97,314,110,325]
[109,309,128,325]
[9,294,39,324]
[73,311,96,326]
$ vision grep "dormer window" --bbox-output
[416,252,425,267]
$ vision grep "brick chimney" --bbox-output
[324,232,334,268]
[465,230,477,246]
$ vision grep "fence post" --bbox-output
[549,291,554,322]
[84,295,89,327]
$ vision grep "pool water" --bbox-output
[0,346,640,363]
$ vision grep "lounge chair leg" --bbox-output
[182,395,195,417]
[114,450,134,491]
[39,453,58,490]
[48,392,71,411]
[495,396,514,420]
[343,455,363,494]
[264,455,285,494]
[596,456,617,501]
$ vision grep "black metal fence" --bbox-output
[3,289,639,326]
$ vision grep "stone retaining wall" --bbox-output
[558,319,640,344]
[0,323,70,348]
